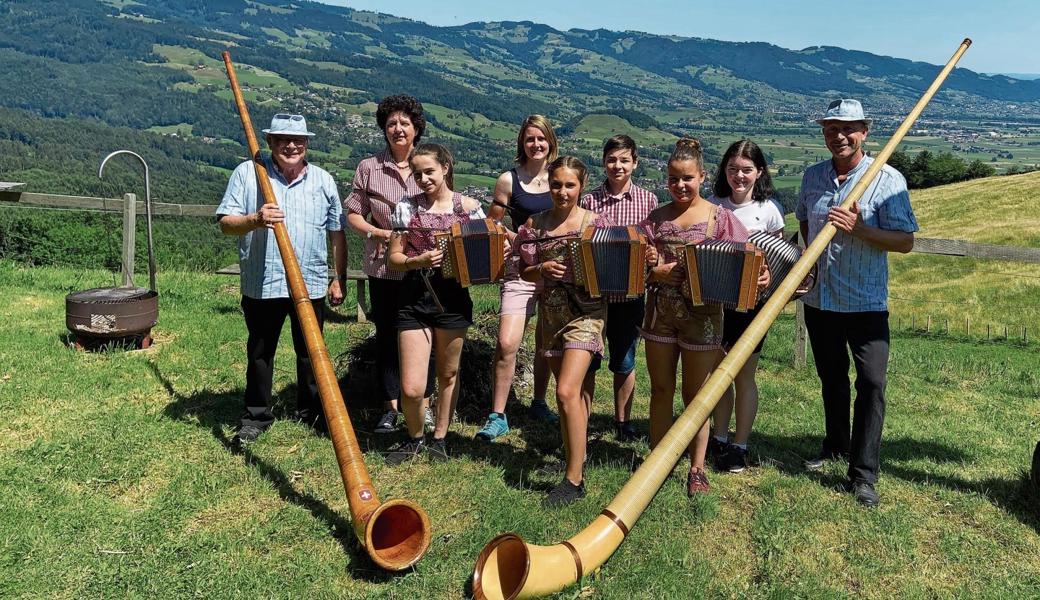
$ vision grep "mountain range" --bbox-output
[1,0,1037,206]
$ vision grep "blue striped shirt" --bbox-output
[796,155,917,312]
[216,158,343,300]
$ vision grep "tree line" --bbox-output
[887,148,996,189]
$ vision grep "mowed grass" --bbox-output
[1,261,1038,598]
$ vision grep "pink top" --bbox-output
[345,149,422,280]
[401,193,471,257]
[516,211,615,287]
[641,204,749,286]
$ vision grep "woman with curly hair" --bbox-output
[344,95,434,434]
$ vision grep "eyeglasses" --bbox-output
[272,137,308,146]
[273,114,305,121]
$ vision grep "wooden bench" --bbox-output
[217,265,370,322]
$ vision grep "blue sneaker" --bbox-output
[475,413,509,442]
[528,400,559,425]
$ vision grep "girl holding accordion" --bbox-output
[516,156,615,507]
[385,144,486,465]
[639,138,766,496]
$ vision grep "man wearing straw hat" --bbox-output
[796,99,918,507]
[217,113,348,447]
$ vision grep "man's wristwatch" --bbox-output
[366,229,375,239]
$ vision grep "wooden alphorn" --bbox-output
[222,51,431,571]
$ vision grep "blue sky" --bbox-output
[318,0,1039,75]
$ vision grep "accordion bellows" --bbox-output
[569,226,648,299]
[435,218,508,287]
[679,240,764,312]
[747,231,803,300]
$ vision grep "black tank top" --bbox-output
[506,168,553,231]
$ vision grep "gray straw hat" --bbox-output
[815,99,872,126]
[262,113,316,137]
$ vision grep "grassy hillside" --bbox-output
[910,170,1040,247]
[887,171,1040,333]
[1,261,1038,598]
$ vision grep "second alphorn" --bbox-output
[473,38,972,600]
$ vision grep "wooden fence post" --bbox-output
[794,300,807,368]
[121,193,136,287]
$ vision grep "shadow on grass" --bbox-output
[152,363,404,583]
[751,429,1040,532]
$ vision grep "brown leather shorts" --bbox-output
[538,283,606,357]
[640,285,723,351]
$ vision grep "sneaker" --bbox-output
[847,480,879,507]
[717,444,749,473]
[686,466,711,496]
[707,437,728,460]
[426,437,450,462]
[373,410,398,434]
[385,436,426,465]
[424,406,435,428]
[475,413,510,442]
[528,400,560,424]
[614,421,640,441]
[232,425,264,448]
[803,449,849,471]
[543,478,586,507]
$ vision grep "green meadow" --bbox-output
[1,253,1038,598]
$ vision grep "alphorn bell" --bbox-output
[473,38,972,599]
[221,52,431,571]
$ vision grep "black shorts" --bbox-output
[397,270,473,331]
[722,305,766,354]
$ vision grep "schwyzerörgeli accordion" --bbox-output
[434,218,508,287]
[678,240,765,312]
[567,226,648,299]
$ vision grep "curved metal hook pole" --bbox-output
[99,150,157,293]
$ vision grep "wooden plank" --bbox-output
[911,237,1040,264]
[217,265,367,280]
[0,191,219,216]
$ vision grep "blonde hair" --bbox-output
[514,115,559,165]
[410,143,455,190]
[669,137,704,170]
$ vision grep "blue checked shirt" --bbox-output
[216,158,343,300]
[796,156,918,312]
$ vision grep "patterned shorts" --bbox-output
[640,285,723,351]
[538,284,606,357]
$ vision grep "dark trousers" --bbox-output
[804,306,889,484]
[367,277,433,403]
[240,295,325,430]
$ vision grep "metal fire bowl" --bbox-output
[66,286,159,339]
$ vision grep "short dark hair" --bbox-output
[712,139,776,202]
[602,134,638,162]
[375,94,426,146]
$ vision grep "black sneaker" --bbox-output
[614,421,640,441]
[717,444,749,473]
[803,449,849,471]
[373,410,399,434]
[232,425,264,448]
[426,437,450,462]
[707,437,728,460]
[385,436,426,465]
[543,478,586,507]
[847,480,879,507]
